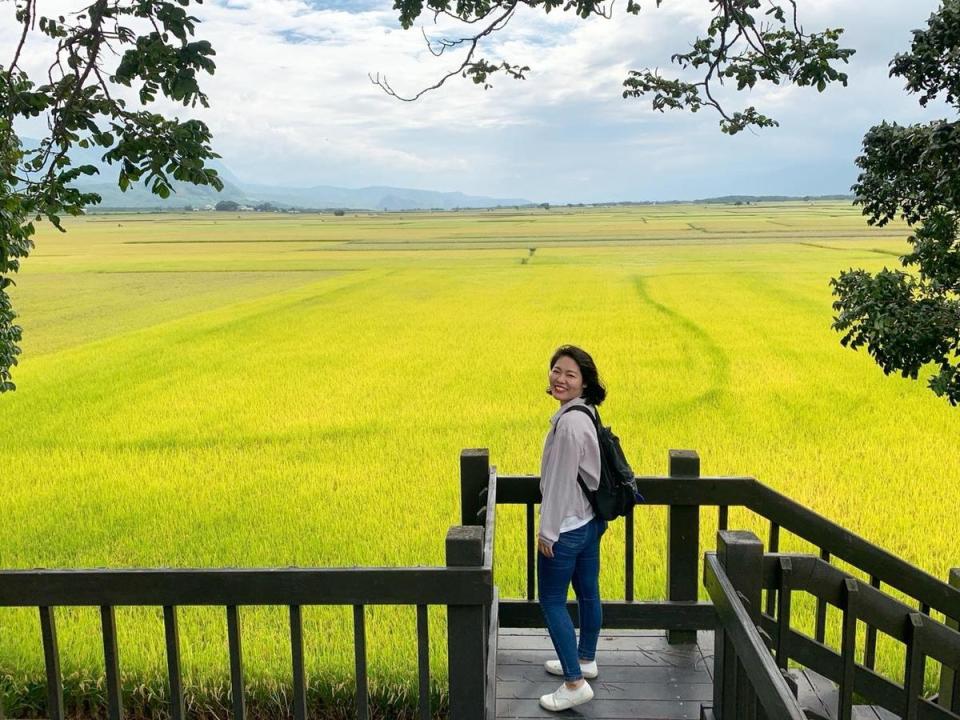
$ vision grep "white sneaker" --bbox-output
[539,680,594,711]
[544,658,599,679]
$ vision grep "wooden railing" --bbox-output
[0,566,492,720]
[0,449,502,720]
[756,552,960,719]
[495,450,720,636]
[2,447,958,720]
[744,481,960,646]
[702,533,806,720]
[494,466,960,633]
[492,448,960,718]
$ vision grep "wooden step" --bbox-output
[788,668,900,720]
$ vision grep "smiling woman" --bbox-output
[536,345,607,711]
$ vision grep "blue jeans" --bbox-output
[537,516,606,681]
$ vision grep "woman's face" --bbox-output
[548,354,584,403]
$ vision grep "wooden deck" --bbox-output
[495,628,902,720]
[495,629,714,719]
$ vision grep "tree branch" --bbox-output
[371,1,519,101]
[7,0,34,76]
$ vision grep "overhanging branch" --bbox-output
[371,1,519,101]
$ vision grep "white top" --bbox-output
[538,397,601,550]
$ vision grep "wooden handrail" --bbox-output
[756,554,960,719]
[704,553,807,720]
[746,481,960,622]
[484,588,500,720]
[495,473,756,505]
[759,554,960,673]
[0,567,492,606]
[482,466,497,570]
[494,470,960,624]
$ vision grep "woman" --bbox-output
[537,345,607,712]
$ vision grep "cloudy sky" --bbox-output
[8,0,950,202]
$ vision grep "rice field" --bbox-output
[1,202,958,716]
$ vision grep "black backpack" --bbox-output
[561,404,643,521]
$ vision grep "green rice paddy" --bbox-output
[0,202,957,716]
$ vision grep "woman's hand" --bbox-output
[538,538,554,558]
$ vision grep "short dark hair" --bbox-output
[549,345,607,406]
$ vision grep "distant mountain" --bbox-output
[19,140,850,209]
[79,175,247,209]
[238,182,530,211]
[18,139,532,211]
[83,173,530,211]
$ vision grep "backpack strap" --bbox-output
[559,404,600,512]
[561,403,599,427]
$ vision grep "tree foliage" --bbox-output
[622,2,853,134]
[0,0,221,391]
[831,1,960,405]
[376,0,855,135]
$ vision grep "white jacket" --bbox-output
[538,397,601,550]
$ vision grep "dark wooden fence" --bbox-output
[696,531,960,720]
[757,551,960,719]
[494,450,717,636]
[0,448,500,720]
[490,448,960,720]
[1,447,958,720]
[0,565,493,720]
[702,531,806,720]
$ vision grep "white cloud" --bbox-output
[5,0,950,201]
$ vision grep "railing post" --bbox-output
[715,530,764,720]
[940,568,960,712]
[667,449,701,644]
[446,525,486,720]
[460,449,490,526]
